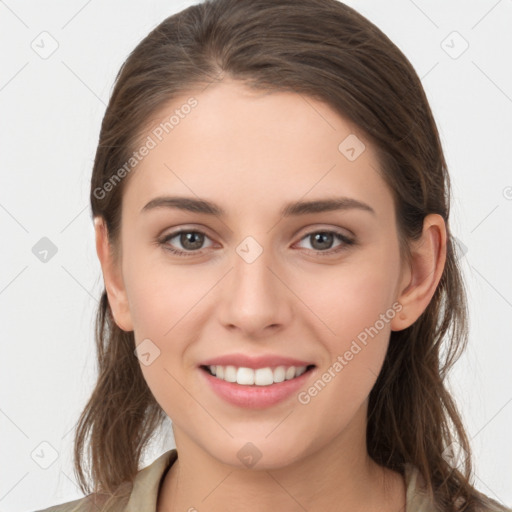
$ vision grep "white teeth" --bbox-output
[273,366,286,383]
[254,368,273,386]
[206,365,309,386]
[224,365,237,383]
[237,367,255,385]
[285,366,295,380]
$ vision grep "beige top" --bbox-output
[35,449,510,512]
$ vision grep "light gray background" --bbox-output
[1,1,511,511]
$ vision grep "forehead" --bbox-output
[122,79,393,222]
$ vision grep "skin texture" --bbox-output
[94,79,446,511]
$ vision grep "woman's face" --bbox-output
[105,79,412,468]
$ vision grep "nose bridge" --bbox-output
[233,234,278,305]
[218,233,290,334]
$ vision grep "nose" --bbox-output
[217,240,292,338]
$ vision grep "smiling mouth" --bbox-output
[200,364,316,386]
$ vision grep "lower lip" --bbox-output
[199,366,315,409]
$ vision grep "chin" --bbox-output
[205,436,307,471]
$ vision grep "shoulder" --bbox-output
[33,449,178,512]
[33,494,123,512]
[404,463,512,512]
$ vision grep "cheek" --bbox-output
[294,255,399,392]
[299,257,398,341]
[124,258,210,420]
[125,253,208,340]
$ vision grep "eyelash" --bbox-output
[157,228,356,257]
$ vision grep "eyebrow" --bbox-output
[140,195,376,217]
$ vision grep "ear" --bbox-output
[94,217,134,332]
[390,213,447,332]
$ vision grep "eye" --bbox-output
[158,229,214,256]
[295,230,355,256]
[157,228,356,257]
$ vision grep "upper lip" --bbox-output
[199,353,315,369]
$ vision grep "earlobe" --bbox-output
[93,217,134,332]
[390,214,447,332]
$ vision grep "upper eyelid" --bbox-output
[161,224,352,238]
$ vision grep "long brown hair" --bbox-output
[75,0,507,510]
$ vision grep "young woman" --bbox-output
[37,0,511,511]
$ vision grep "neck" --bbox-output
[157,405,405,512]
